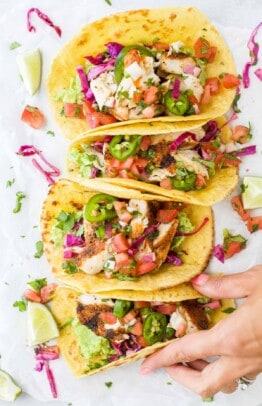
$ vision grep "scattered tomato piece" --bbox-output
[221,74,240,88]
[136,262,157,275]
[21,105,45,129]
[231,125,251,144]
[112,233,130,253]
[157,209,178,223]
[99,312,118,324]
[24,289,41,302]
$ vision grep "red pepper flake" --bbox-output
[27,8,62,37]
[17,145,60,185]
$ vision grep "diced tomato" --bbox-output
[224,241,242,259]
[40,283,58,303]
[134,157,148,169]
[136,335,150,347]
[84,101,117,128]
[194,38,217,62]
[214,153,241,168]
[86,112,100,128]
[84,100,96,114]
[140,136,151,151]
[21,105,45,129]
[160,178,173,190]
[175,323,187,337]
[143,86,159,104]
[97,112,117,126]
[112,233,130,253]
[205,77,220,95]
[231,125,250,144]
[231,195,251,222]
[200,84,211,105]
[100,312,118,324]
[24,289,41,302]
[130,321,143,336]
[119,157,134,170]
[110,158,122,170]
[134,301,150,309]
[64,103,85,119]
[142,105,158,118]
[153,41,170,51]
[157,209,178,223]
[195,174,207,188]
[114,202,133,223]
[136,262,157,275]
[221,74,240,89]
[247,216,262,233]
[115,252,130,267]
[155,304,177,315]
[106,167,118,177]
[123,309,137,323]
[130,163,140,176]
[133,91,143,103]
[119,169,135,179]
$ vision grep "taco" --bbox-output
[51,285,234,376]
[41,179,213,293]
[47,7,238,140]
[67,116,239,206]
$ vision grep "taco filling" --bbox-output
[56,39,238,128]
[51,193,207,280]
[68,119,242,192]
[54,287,212,375]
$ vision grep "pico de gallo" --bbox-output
[55,39,239,128]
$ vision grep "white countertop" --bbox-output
[0,0,262,405]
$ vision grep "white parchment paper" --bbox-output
[0,0,262,405]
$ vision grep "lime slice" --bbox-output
[242,176,262,209]
[0,369,22,401]
[16,49,42,95]
[27,302,59,346]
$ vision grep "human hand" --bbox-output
[140,265,262,398]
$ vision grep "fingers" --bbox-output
[140,330,218,374]
[191,266,262,299]
[166,356,242,398]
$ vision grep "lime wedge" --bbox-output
[16,49,42,95]
[0,369,22,401]
[27,302,59,346]
[242,176,262,209]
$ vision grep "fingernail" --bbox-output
[140,367,152,375]
[191,273,209,286]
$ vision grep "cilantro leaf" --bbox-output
[46,130,55,137]
[62,261,79,274]
[105,381,113,388]
[13,191,26,213]
[27,278,47,293]
[34,240,44,258]
[13,298,28,312]
[6,178,15,188]
[104,0,112,5]
[9,41,21,50]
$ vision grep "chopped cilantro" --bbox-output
[62,261,79,274]
[222,307,236,314]
[46,130,55,137]
[232,93,241,113]
[13,298,28,312]
[13,191,26,213]
[6,178,15,188]
[104,0,112,5]
[112,273,138,281]
[9,41,21,50]
[34,240,44,258]
[147,230,159,240]
[166,381,172,385]
[27,278,47,293]
[152,37,160,43]
[197,296,211,304]
[105,381,113,388]
[223,229,247,250]
[240,183,248,193]
[51,210,83,246]
[202,397,214,402]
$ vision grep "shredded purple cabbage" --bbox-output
[85,54,105,65]
[234,145,256,157]
[131,223,160,249]
[213,244,225,263]
[242,22,262,88]
[90,167,99,178]
[87,59,116,81]
[63,249,77,259]
[165,251,182,266]
[201,120,220,142]
[177,217,209,237]
[255,68,262,81]
[105,42,124,58]
[17,145,60,185]
[27,8,61,37]
[35,361,44,372]
[219,112,238,131]
[76,65,94,102]
[44,361,58,398]
[172,78,181,99]
[169,132,196,152]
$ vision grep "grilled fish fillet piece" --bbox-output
[178,300,209,333]
[76,301,129,342]
[128,199,159,239]
[173,150,209,178]
[76,221,109,275]
[159,53,197,75]
[153,220,178,267]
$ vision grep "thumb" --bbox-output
[191,267,259,299]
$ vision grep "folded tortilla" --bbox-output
[51,285,234,376]
[47,7,237,140]
[67,116,238,206]
[41,179,213,292]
